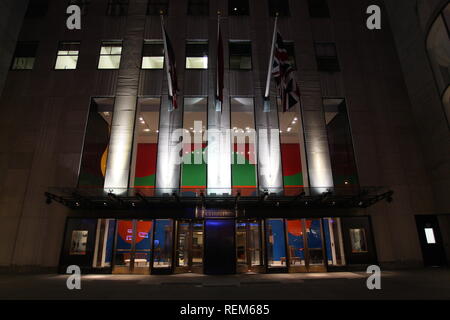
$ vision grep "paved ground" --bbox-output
[0,268,449,300]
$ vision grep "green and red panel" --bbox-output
[181,143,207,189]
[281,144,304,193]
[134,143,158,188]
[232,143,257,195]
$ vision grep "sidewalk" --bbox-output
[0,268,449,300]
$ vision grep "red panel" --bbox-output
[281,144,302,176]
[135,143,157,178]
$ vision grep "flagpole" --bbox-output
[161,12,174,111]
[264,13,278,112]
[216,11,221,112]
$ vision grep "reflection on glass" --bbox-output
[131,98,160,189]
[249,222,262,266]
[266,219,287,267]
[349,228,368,253]
[153,219,173,268]
[177,222,190,267]
[93,219,116,268]
[323,217,346,266]
[70,230,88,255]
[324,99,359,191]
[306,219,324,265]
[181,98,207,191]
[133,220,153,271]
[114,220,134,268]
[231,98,257,195]
[236,222,247,265]
[192,223,204,266]
[78,98,114,188]
[286,220,305,266]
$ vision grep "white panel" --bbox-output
[104,96,137,191]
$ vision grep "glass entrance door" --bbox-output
[175,220,204,273]
[113,219,153,274]
[236,220,264,273]
[286,218,326,272]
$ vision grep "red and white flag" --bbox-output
[161,17,178,110]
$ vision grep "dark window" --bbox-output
[25,0,48,18]
[107,0,129,16]
[11,42,38,70]
[147,0,169,15]
[308,0,330,18]
[268,0,289,17]
[188,0,209,16]
[142,40,164,69]
[315,43,340,72]
[228,0,249,16]
[186,41,209,69]
[229,41,252,70]
[68,0,90,15]
[284,41,296,69]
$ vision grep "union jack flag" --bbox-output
[272,32,300,112]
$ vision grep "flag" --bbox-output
[216,15,224,112]
[161,19,178,110]
[272,32,301,112]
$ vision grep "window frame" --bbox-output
[268,0,290,17]
[228,0,250,16]
[314,42,340,72]
[11,41,39,71]
[307,0,330,18]
[106,0,129,17]
[54,41,81,71]
[147,0,169,16]
[229,40,253,71]
[187,0,209,16]
[98,41,123,70]
[185,40,209,70]
[141,40,165,70]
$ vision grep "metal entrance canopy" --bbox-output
[45,186,393,211]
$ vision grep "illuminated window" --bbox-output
[130,98,161,189]
[268,0,289,17]
[78,98,114,188]
[11,42,38,70]
[106,0,128,16]
[55,42,80,70]
[147,0,169,15]
[186,41,208,69]
[188,0,209,16]
[308,0,330,18]
[425,228,436,244]
[98,41,122,69]
[142,40,164,69]
[315,42,340,72]
[229,0,249,16]
[229,41,252,70]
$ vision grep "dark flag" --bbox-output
[272,32,301,112]
[161,18,178,110]
[216,15,224,112]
